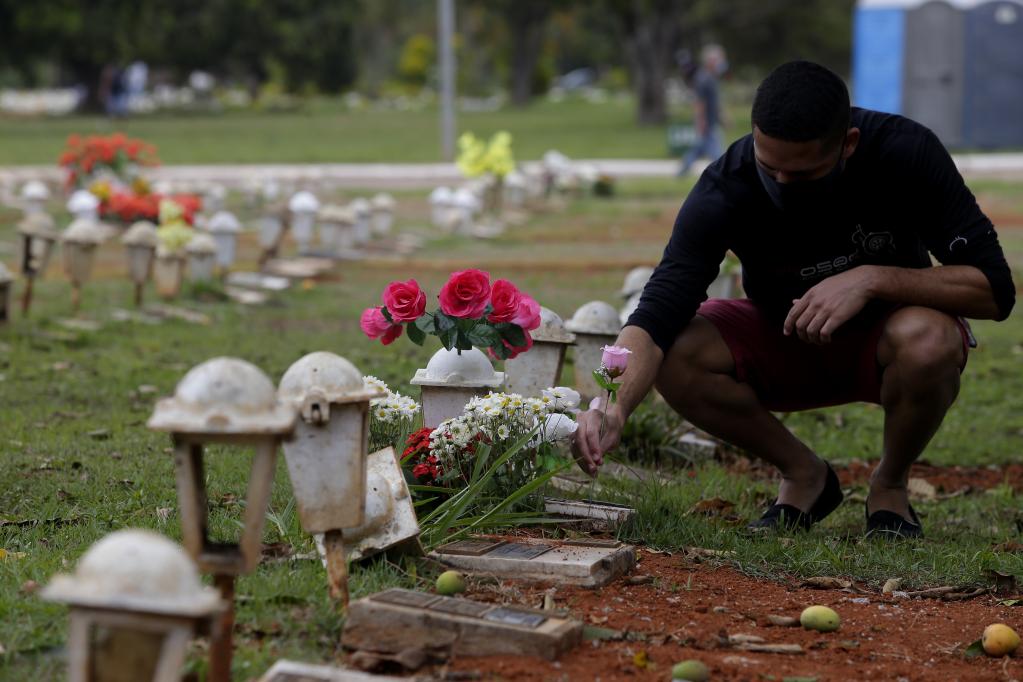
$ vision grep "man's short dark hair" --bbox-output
[752,61,851,149]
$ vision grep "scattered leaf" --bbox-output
[626,575,654,586]
[882,578,902,594]
[766,615,800,627]
[688,497,735,517]
[907,477,937,501]
[0,549,27,560]
[632,650,649,669]
[996,599,1021,607]
[964,638,986,659]
[728,633,766,645]
[993,542,1023,553]
[984,569,1017,593]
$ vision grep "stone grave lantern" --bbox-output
[67,189,100,222]
[565,301,622,399]
[258,202,289,265]
[504,307,576,398]
[429,186,453,227]
[122,221,159,307]
[207,211,242,274]
[411,347,504,429]
[148,357,297,682]
[185,232,217,282]
[153,246,187,300]
[277,352,385,607]
[450,188,479,235]
[20,180,50,214]
[503,170,527,209]
[41,529,225,682]
[0,261,12,325]
[62,218,106,314]
[205,184,227,213]
[620,266,654,300]
[370,192,396,236]
[314,204,348,255]
[349,198,372,245]
[288,191,320,254]
[16,213,59,315]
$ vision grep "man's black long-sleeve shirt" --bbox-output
[627,108,1016,354]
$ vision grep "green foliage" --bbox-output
[397,33,435,87]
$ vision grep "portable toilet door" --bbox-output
[903,1,965,146]
[962,0,1023,148]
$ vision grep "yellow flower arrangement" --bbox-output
[456,131,515,179]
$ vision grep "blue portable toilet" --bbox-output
[852,0,1023,148]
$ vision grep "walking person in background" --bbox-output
[679,44,729,176]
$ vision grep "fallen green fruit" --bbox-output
[800,605,840,632]
[436,570,467,596]
[672,659,710,681]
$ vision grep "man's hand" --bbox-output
[570,402,624,476]
[784,266,878,344]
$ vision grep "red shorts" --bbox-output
[696,299,971,412]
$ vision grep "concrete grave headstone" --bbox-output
[430,537,636,587]
[67,189,100,222]
[370,193,396,236]
[121,221,159,307]
[20,180,50,214]
[288,191,320,254]
[342,588,583,660]
[564,301,621,399]
[185,232,217,282]
[503,307,575,397]
[429,186,453,227]
[410,347,504,429]
[207,211,242,273]
[62,218,106,314]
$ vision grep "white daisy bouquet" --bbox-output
[363,376,421,451]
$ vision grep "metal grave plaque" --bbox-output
[435,539,506,556]
[370,588,439,609]
[484,542,554,560]
[483,607,548,629]
[429,597,493,618]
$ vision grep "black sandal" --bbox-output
[865,504,923,539]
[748,462,844,531]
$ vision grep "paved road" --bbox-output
[2,154,1022,190]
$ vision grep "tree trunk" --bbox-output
[508,4,551,107]
[616,0,683,126]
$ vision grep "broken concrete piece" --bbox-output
[225,272,291,291]
[543,497,637,528]
[677,432,718,463]
[341,588,582,661]
[262,257,335,280]
[259,660,407,682]
[430,538,635,587]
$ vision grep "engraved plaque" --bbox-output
[370,589,439,609]
[436,539,506,556]
[430,597,493,618]
[485,542,553,560]
[483,607,547,629]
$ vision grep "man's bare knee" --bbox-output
[655,316,734,406]
[879,307,964,375]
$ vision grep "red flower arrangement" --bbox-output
[360,270,541,360]
[59,133,160,190]
[401,427,442,485]
[104,191,201,224]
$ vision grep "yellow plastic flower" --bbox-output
[158,198,185,226]
[88,180,112,202]
[131,176,152,196]
[456,131,515,179]
[156,222,193,253]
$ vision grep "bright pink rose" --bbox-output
[600,345,631,378]
[511,294,541,331]
[360,307,403,345]
[382,278,426,323]
[439,269,491,319]
[487,279,523,324]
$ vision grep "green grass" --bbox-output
[0,95,753,165]
[1,177,1021,678]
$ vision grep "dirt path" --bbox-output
[437,551,1021,681]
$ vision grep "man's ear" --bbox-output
[842,127,861,161]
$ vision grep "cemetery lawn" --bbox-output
[0,95,754,165]
[1,178,1022,678]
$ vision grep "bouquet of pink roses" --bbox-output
[360,269,542,360]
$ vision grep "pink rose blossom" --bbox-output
[510,294,541,331]
[600,345,631,378]
[360,306,403,345]
[438,269,491,319]
[382,278,427,322]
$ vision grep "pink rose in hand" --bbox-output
[360,306,403,345]
[439,269,491,319]
[488,279,541,331]
[382,278,427,322]
[600,345,632,378]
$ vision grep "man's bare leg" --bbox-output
[871,307,964,520]
[655,316,827,512]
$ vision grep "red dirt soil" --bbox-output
[434,550,1022,681]
[836,460,1023,494]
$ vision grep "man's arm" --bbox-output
[571,325,663,475]
[785,263,999,345]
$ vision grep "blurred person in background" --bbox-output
[678,44,729,176]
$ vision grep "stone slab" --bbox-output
[430,538,635,587]
[226,271,291,291]
[342,588,582,661]
[259,659,408,682]
[544,497,637,526]
[262,257,335,280]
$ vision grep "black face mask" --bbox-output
[756,148,845,212]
